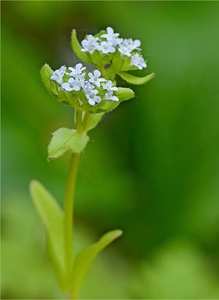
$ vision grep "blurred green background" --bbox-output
[2,1,219,299]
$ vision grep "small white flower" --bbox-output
[59,66,67,74]
[68,63,86,77]
[101,27,120,42]
[118,39,142,57]
[50,66,67,84]
[102,80,118,92]
[105,90,119,102]
[83,81,95,94]
[130,39,141,51]
[81,34,99,54]
[118,40,132,57]
[97,40,116,54]
[130,53,147,70]
[88,70,106,87]
[62,77,81,92]
[85,89,101,106]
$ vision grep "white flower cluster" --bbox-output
[81,27,147,70]
[50,63,119,106]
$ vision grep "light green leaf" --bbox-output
[48,128,73,160]
[40,64,58,97]
[90,50,103,64]
[48,128,89,160]
[98,55,111,70]
[115,87,135,101]
[106,57,124,76]
[84,112,105,132]
[70,229,122,297]
[67,131,90,153]
[118,71,155,85]
[30,180,65,291]
[71,29,92,64]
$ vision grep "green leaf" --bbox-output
[84,112,105,132]
[90,50,103,64]
[71,29,92,64]
[106,57,124,76]
[30,180,66,291]
[40,64,58,97]
[48,128,73,160]
[98,54,111,69]
[67,131,89,153]
[115,87,135,101]
[70,229,122,297]
[118,71,155,85]
[48,128,89,160]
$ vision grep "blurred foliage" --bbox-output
[2,1,219,298]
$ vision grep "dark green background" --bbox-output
[2,1,219,298]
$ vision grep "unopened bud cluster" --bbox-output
[51,63,118,106]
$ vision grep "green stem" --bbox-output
[82,112,90,132]
[76,109,83,132]
[63,108,87,298]
[64,153,80,291]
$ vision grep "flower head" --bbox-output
[80,27,147,70]
[49,64,120,109]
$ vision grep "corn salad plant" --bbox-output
[30,26,154,299]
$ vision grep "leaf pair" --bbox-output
[30,181,122,297]
[48,128,89,160]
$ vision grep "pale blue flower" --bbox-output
[50,66,67,84]
[105,90,119,101]
[118,42,132,57]
[102,80,118,92]
[83,81,95,94]
[97,41,116,54]
[68,63,86,77]
[85,89,101,106]
[62,77,81,92]
[101,27,120,42]
[88,70,106,87]
[127,39,141,51]
[130,53,147,70]
[81,35,99,54]
[100,27,121,47]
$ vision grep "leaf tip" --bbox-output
[30,179,37,191]
[29,180,41,199]
[114,229,123,238]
